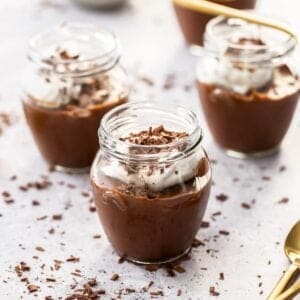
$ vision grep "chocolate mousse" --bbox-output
[23,50,127,170]
[23,23,128,171]
[198,65,299,155]
[91,125,211,263]
[197,19,300,157]
[173,0,256,46]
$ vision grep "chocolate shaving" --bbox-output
[35,246,45,252]
[58,49,80,60]
[278,197,289,204]
[15,262,31,277]
[0,112,16,136]
[150,290,164,296]
[209,286,220,296]
[32,200,40,206]
[66,256,80,263]
[121,125,188,146]
[201,221,210,228]
[27,284,39,293]
[236,38,265,46]
[120,125,189,178]
[241,203,251,210]
[52,214,62,220]
[110,273,119,281]
[216,193,228,202]
[192,238,205,248]
[139,76,155,86]
[219,230,230,236]
[279,165,287,172]
[65,279,105,299]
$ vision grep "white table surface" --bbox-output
[0,0,300,299]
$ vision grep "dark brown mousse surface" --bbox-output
[91,126,211,263]
[23,49,127,170]
[197,65,299,153]
[173,0,256,46]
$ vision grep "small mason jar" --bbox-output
[22,22,128,172]
[90,102,212,264]
[197,16,300,158]
[173,0,257,47]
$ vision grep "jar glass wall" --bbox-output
[22,22,129,172]
[90,102,212,264]
[196,16,300,158]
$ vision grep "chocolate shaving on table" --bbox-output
[216,193,228,202]
[278,197,289,204]
[209,286,220,296]
[27,284,39,293]
[241,203,251,210]
[201,221,210,228]
[65,279,105,299]
[0,112,17,137]
[110,273,119,281]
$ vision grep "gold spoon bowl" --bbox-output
[268,221,300,300]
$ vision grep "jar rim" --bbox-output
[205,15,297,64]
[99,101,203,162]
[28,22,121,76]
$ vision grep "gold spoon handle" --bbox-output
[268,264,299,300]
[276,279,300,300]
[173,0,297,39]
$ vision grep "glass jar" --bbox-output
[196,16,299,158]
[173,0,257,47]
[90,102,212,264]
[22,22,128,172]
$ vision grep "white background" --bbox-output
[0,0,299,299]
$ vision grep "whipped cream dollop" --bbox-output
[100,149,205,192]
[197,34,276,95]
[25,39,125,108]
[24,68,126,109]
[198,57,299,98]
[200,58,273,95]
[95,126,210,192]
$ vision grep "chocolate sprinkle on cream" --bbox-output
[120,125,188,146]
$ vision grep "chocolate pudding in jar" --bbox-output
[173,0,256,47]
[91,102,212,264]
[197,16,299,158]
[22,22,128,172]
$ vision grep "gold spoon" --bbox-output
[173,0,297,39]
[276,280,300,300]
[268,221,300,300]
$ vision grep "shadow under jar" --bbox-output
[197,16,300,158]
[173,0,256,47]
[22,22,128,173]
[90,102,212,264]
